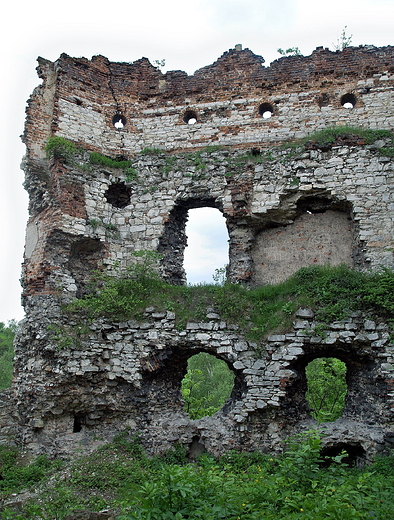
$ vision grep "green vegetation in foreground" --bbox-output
[1,432,393,519]
[0,321,16,390]
[66,255,394,341]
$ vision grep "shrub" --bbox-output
[45,136,77,162]
[89,152,131,169]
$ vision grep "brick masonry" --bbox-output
[2,45,394,459]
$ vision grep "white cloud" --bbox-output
[184,208,229,284]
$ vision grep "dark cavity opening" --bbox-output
[340,93,357,109]
[188,436,206,460]
[181,352,235,419]
[306,357,347,422]
[112,114,127,129]
[318,93,330,107]
[73,414,85,433]
[69,238,104,298]
[183,109,198,125]
[320,443,366,467]
[258,102,274,119]
[105,182,131,208]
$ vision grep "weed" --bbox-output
[2,435,394,519]
[89,152,131,169]
[125,167,138,181]
[139,147,163,155]
[278,126,394,161]
[333,25,353,51]
[87,218,100,231]
[47,323,90,350]
[45,136,78,163]
[64,257,394,344]
[278,47,302,56]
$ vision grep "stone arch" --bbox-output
[282,345,380,424]
[158,197,226,285]
[139,345,244,417]
[250,192,355,285]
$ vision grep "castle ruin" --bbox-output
[1,45,394,460]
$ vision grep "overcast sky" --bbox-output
[1,0,393,323]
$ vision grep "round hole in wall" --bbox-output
[258,102,274,119]
[105,182,131,208]
[340,93,357,109]
[183,110,198,125]
[112,114,127,129]
[181,352,235,419]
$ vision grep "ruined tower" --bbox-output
[2,45,394,458]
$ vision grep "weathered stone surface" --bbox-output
[1,45,394,460]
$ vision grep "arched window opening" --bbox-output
[184,207,229,285]
[258,102,274,119]
[183,110,198,125]
[306,357,347,422]
[181,352,235,419]
[340,93,357,109]
[112,114,127,129]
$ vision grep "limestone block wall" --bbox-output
[2,45,394,458]
[20,144,394,298]
[23,46,394,161]
[11,297,394,459]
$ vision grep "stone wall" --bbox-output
[24,46,394,160]
[3,45,394,459]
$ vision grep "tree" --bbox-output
[181,353,234,419]
[305,357,347,423]
[0,321,17,390]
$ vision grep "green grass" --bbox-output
[89,152,132,169]
[280,126,394,160]
[65,261,394,342]
[1,432,393,519]
[45,136,78,163]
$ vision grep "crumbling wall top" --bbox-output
[23,45,394,160]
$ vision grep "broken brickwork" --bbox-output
[2,45,394,459]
